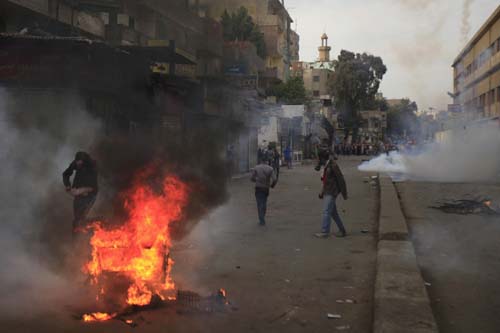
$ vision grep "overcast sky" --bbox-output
[286,0,499,111]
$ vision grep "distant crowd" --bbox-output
[333,142,398,156]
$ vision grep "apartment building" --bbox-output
[452,5,500,120]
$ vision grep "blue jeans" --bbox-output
[255,187,269,225]
[321,195,346,234]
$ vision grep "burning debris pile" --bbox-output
[75,164,231,326]
[79,166,229,327]
[81,289,230,327]
[82,167,188,309]
[431,198,500,216]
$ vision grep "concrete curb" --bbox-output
[373,176,438,333]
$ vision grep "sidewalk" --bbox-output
[374,176,437,333]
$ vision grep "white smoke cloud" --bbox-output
[359,123,500,182]
[0,88,102,318]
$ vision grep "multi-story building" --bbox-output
[452,4,500,120]
[289,28,299,62]
[359,110,387,142]
[197,0,294,83]
[292,33,334,101]
[0,0,222,77]
[0,0,264,173]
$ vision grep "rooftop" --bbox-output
[452,4,500,66]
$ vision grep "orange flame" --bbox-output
[83,169,189,307]
[82,312,116,322]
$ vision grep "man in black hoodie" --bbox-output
[63,151,98,232]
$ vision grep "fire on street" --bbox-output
[0,158,379,332]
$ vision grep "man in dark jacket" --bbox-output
[63,151,98,232]
[315,153,348,238]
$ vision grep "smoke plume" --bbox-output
[0,85,235,318]
[359,123,500,182]
[0,88,102,317]
[461,0,475,43]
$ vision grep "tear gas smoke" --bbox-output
[359,123,500,182]
[0,88,102,317]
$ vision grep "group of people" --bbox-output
[63,147,347,239]
[332,141,400,156]
[251,149,348,238]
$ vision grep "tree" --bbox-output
[267,76,309,105]
[387,99,420,138]
[328,50,387,139]
[221,7,267,59]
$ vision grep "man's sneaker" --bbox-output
[314,232,330,238]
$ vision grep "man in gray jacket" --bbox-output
[251,156,278,225]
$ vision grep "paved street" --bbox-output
[396,182,500,333]
[0,157,379,333]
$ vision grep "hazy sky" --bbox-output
[286,0,499,111]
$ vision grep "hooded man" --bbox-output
[63,151,98,232]
[315,153,348,238]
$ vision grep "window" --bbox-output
[489,90,495,105]
[466,64,472,77]
[313,90,320,97]
[313,75,320,82]
[479,94,486,107]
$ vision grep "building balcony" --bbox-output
[73,0,120,11]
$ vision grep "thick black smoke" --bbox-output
[0,85,235,316]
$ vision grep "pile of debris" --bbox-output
[431,198,500,216]
[79,289,231,327]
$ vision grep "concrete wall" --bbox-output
[282,104,305,118]
[258,115,279,146]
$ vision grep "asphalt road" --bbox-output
[0,158,379,333]
[396,181,500,333]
